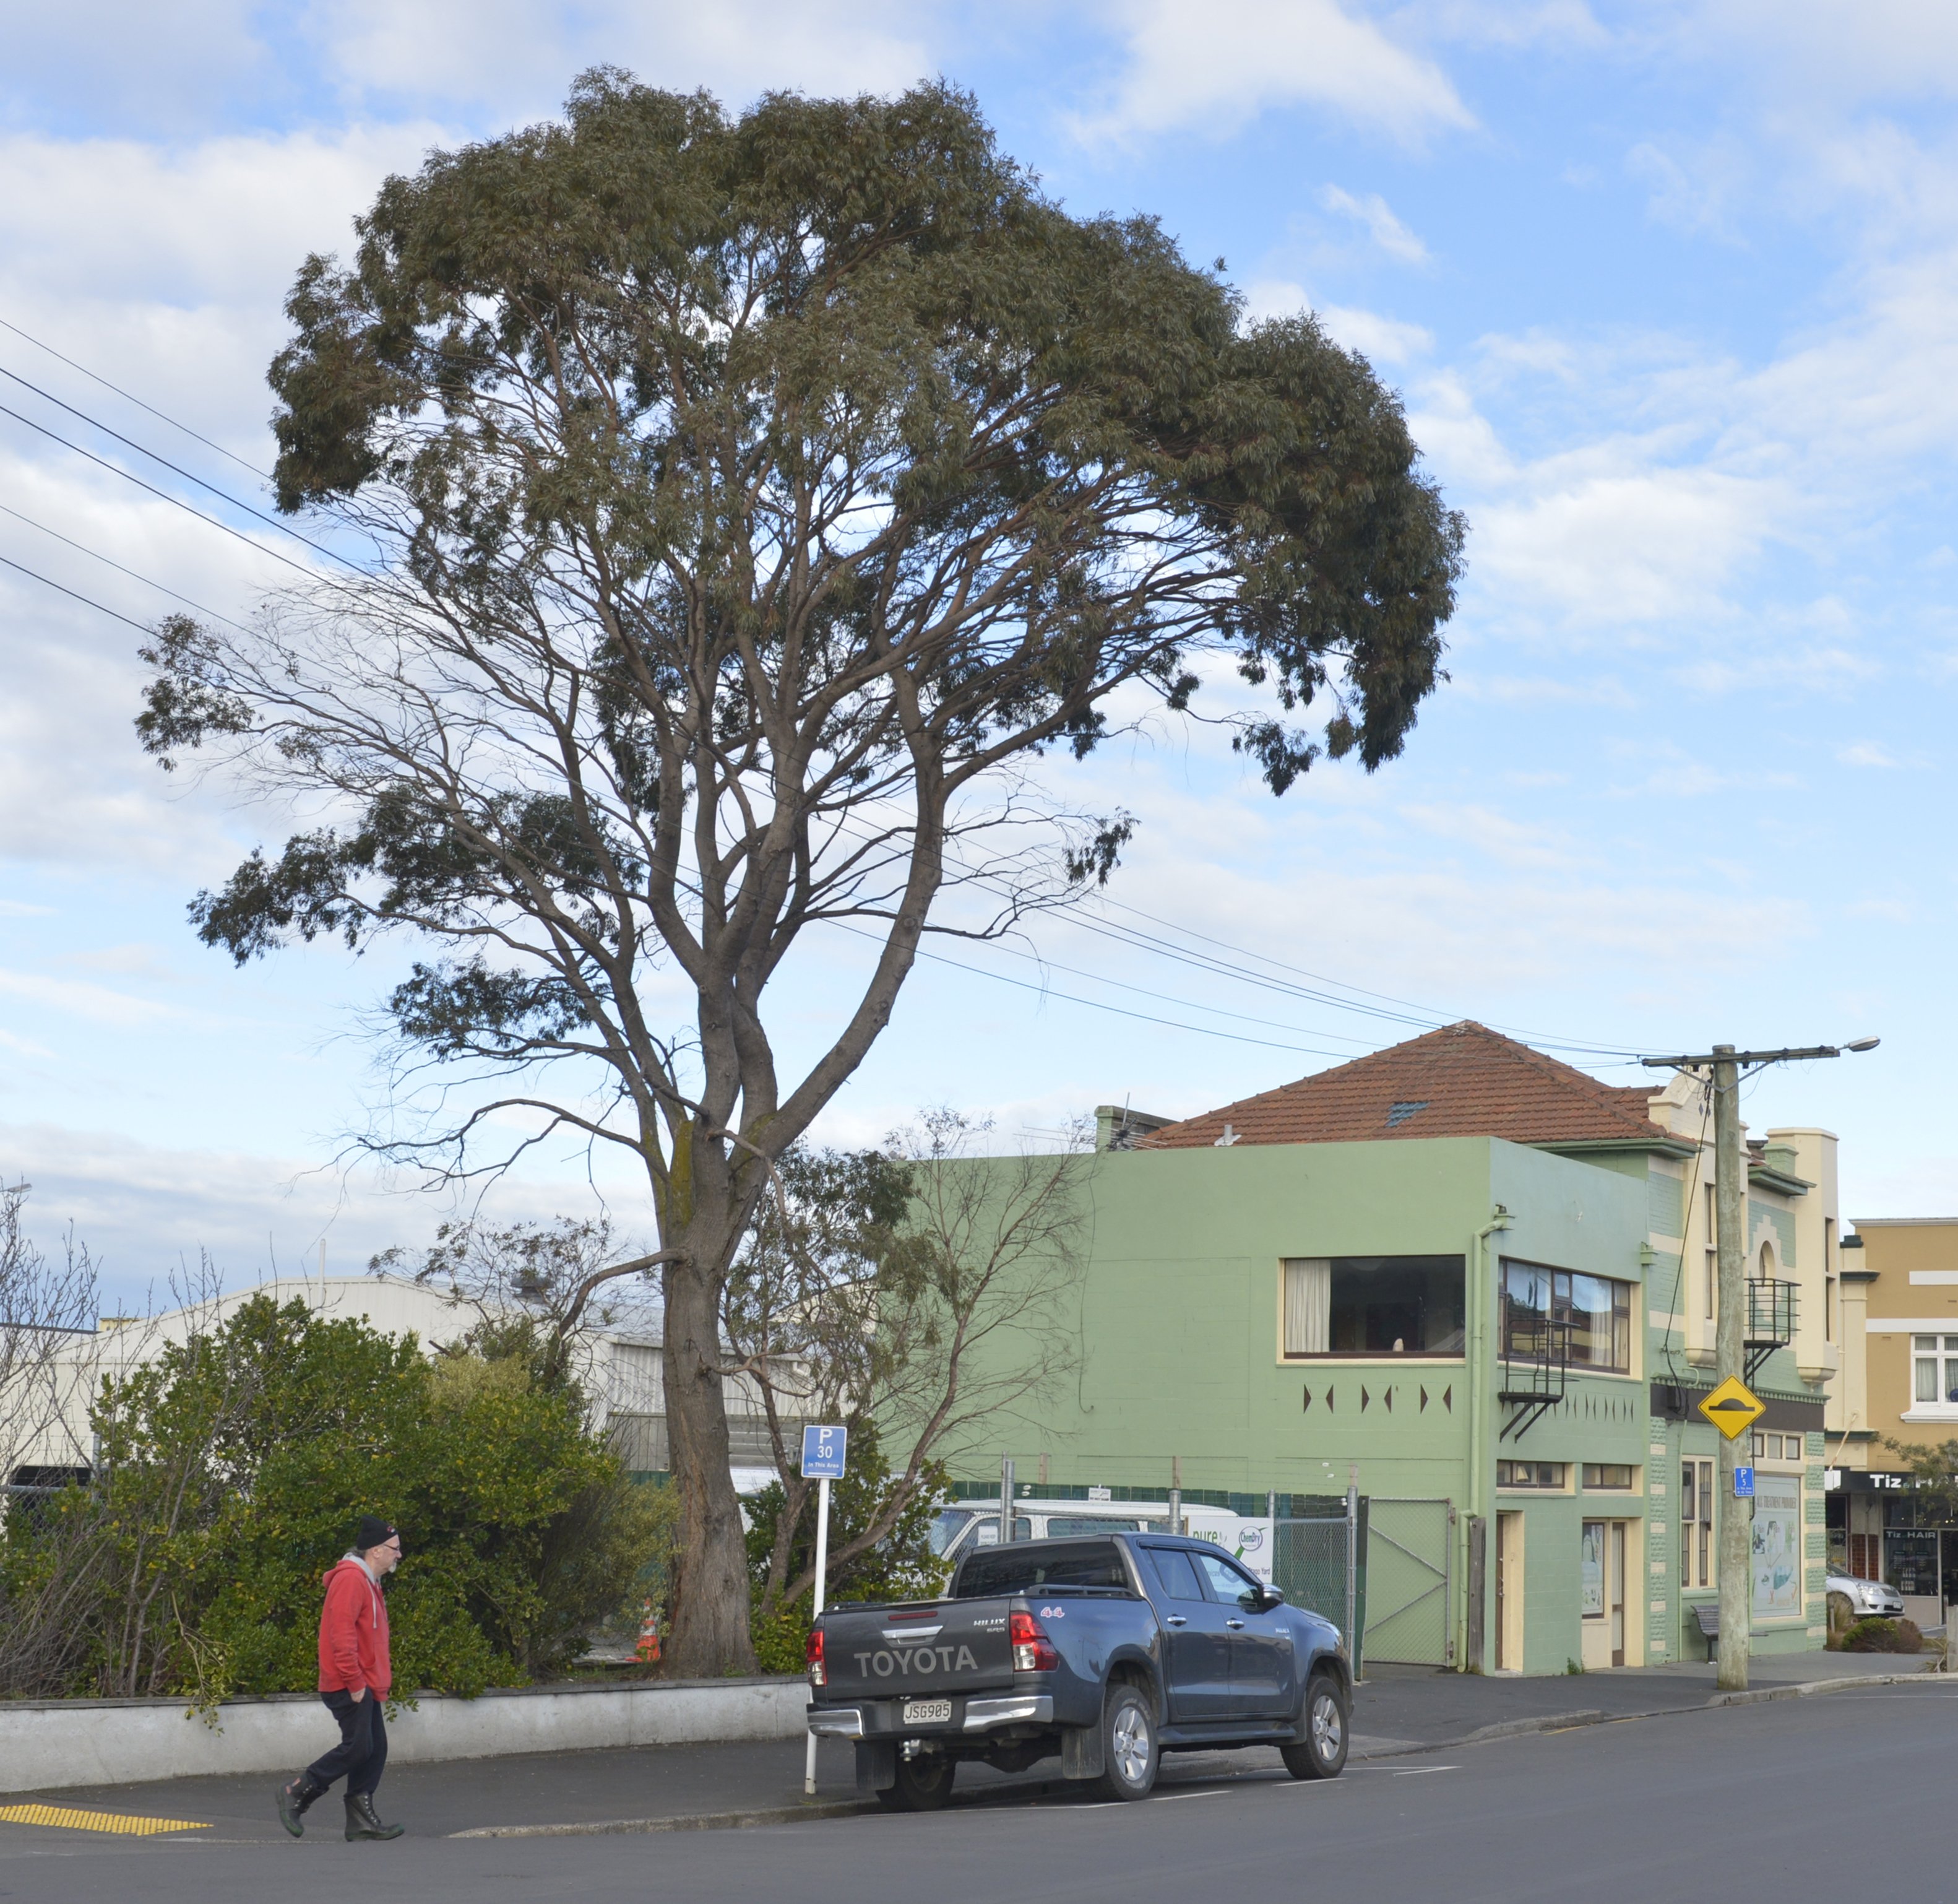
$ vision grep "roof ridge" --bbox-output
[1138,1018,1670,1151]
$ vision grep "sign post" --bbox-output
[800,1424,848,1797]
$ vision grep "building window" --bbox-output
[1824,1219,1836,1341]
[1281,1256,1465,1357]
[1913,1336,1958,1404]
[1583,1463,1635,1490]
[1704,1186,1717,1320]
[1497,1460,1568,1489]
[1681,1458,1712,1588]
[1751,1432,1805,1461]
[1501,1261,1635,1372]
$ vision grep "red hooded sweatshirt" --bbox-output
[317,1556,392,1697]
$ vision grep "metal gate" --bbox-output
[1364,1497,1454,1666]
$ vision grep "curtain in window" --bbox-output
[1283,1258,1330,1355]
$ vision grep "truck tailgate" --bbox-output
[816,1600,1016,1702]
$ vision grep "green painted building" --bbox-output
[964,1022,1835,1675]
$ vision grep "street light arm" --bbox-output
[1639,1042,1874,1069]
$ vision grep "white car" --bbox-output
[1826,1566,1905,1618]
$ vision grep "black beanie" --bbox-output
[354,1515,397,1552]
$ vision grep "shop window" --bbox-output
[1281,1256,1465,1357]
[1887,1528,1941,1598]
[1501,1261,1634,1372]
[1497,1460,1568,1489]
[1582,1463,1635,1490]
[1913,1336,1958,1405]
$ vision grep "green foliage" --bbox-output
[1841,1616,1923,1655]
[4,1295,661,1702]
[744,1424,949,1669]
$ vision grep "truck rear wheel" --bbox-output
[1095,1684,1160,1801]
[1279,1670,1348,1780]
[876,1752,957,1812]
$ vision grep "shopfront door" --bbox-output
[1495,1512,1523,1671]
[1609,1521,1626,1668]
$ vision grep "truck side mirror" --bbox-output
[1254,1583,1285,1612]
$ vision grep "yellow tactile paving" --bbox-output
[0,1803,210,1836]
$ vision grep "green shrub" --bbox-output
[1841,1616,1923,1654]
[2,1294,662,1702]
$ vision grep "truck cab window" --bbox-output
[1142,1547,1207,1601]
[1190,1550,1261,1609]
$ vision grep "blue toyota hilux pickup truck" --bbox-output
[805,1531,1352,1809]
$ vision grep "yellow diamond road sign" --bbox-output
[1699,1375,1766,1440]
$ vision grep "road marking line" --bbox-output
[1391,1766,1459,1776]
[0,1804,209,1837]
[1152,1789,1229,1801]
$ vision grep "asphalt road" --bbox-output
[0,1681,1942,1903]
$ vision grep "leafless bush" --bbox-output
[731,1112,1091,1614]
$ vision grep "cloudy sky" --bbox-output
[3,1,1956,1306]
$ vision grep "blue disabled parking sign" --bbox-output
[1734,1466,1754,1497]
[801,1424,848,1480]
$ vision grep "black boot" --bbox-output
[277,1773,327,1838]
[344,1791,404,1841]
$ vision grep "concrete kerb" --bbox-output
[0,1676,809,1796]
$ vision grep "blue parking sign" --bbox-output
[1734,1466,1754,1498]
[801,1424,848,1479]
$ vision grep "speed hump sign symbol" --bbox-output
[1698,1375,1766,1440]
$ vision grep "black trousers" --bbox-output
[304,1689,387,1798]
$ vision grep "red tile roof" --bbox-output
[1140,1021,1673,1151]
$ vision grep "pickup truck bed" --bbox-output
[806,1533,1350,1808]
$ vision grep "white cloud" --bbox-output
[1241,280,1434,364]
[306,0,934,119]
[1319,184,1431,262]
[1470,462,1780,626]
[1838,742,1900,768]
[1398,801,1585,870]
[0,968,179,1028]
[1077,0,1475,146]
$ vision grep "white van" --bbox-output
[929,1497,1279,1582]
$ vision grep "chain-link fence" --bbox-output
[942,1478,1373,1669]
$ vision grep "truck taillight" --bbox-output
[806,1625,826,1688]
[1009,1609,1058,1672]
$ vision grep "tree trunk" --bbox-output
[661,1230,757,1676]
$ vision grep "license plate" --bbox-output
[902,1699,952,1726]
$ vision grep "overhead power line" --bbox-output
[0,363,358,571]
[0,500,253,634]
[0,550,152,631]
[0,314,274,483]
[833,922,1358,1060]
[0,324,1649,1073]
[0,401,322,581]
[832,807,1648,1065]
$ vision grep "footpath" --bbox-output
[0,1648,1931,1845]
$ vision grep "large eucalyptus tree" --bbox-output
[138,73,1464,1672]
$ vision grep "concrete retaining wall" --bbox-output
[0,1676,808,1794]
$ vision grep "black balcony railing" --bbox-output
[1745,1279,1798,1380]
[1498,1319,1572,1442]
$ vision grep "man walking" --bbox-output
[277,1515,407,1841]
